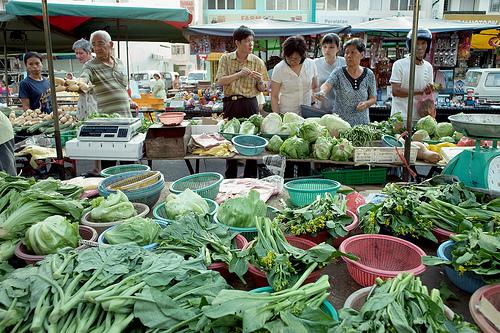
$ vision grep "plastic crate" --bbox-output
[322,167,388,185]
[60,130,77,146]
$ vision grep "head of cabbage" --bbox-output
[261,113,282,134]
[280,136,310,159]
[416,115,437,136]
[222,118,240,134]
[164,189,210,220]
[313,136,334,160]
[282,112,304,124]
[330,138,353,161]
[412,129,430,142]
[104,217,161,246]
[239,120,257,134]
[89,191,136,222]
[267,135,283,153]
[435,122,454,138]
[24,215,80,255]
[319,114,351,138]
[299,121,328,143]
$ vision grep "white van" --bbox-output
[187,70,208,86]
[464,68,500,103]
[131,70,158,93]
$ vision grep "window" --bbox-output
[316,0,325,9]
[241,0,256,9]
[465,71,481,87]
[349,0,359,10]
[172,45,185,55]
[370,0,382,10]
[327,0,336,10]
[266,0,275,10]
[338,0,348,10]
[324,0,358,10]
[207,0,234,9]
[267,0,308,10]
[459,0,476,11]
[485,73,500,87]
[443,0,449,11]
[288,0,298,9]
[277,0,287,9]
[491,0,500,12]
[390,0,411,10]
[300,0,309,9]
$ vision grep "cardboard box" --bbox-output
[145,122,191,158]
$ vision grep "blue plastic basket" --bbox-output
[250,286,338,320]
[284,178,341,207]
[98,170,165,208]
[437,240,486,294]
[98,219,168,250]
[231,135,268,156]
[213,206,278,241]
[169,172,223,200]
[100,164,151,178]
[152,198,218,222]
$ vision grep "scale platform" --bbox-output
[66,133,145,161]
[77,118,141,142]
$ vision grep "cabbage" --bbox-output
[452,131,464,141]
[283,112,304,124]
[415,115,437,136]
[319,114,351,138]
[280,136,310,159]
[412,129,430,142]
[24,215,79,255]
[330,138,353,161]
[104,217,161,246]
[313,136,334,160]
[440,136,455,143]
[261,113,283,134]
[164,189,210,220]
[278,122,300,136]
[299,121,327,143]
[435,122,454,138]
[248,114,263,131]
[222,118,240,134]
[267,135,283,153]
[89,191,136,222]
[239,121,257,134]
[217,190,267,228]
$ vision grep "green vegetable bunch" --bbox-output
[89,191,136,222]
[332,272,479,333]
[164,188,210,220]
[104,217,161,246]
[232,217,354,291]
[217,189,267,228]
[24,215,80,255]
[423,228,500,284]
[275,193,353,239]
[340,124,383,147]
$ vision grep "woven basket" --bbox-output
[169,172,223,200]
[100,164,151,178]
[339,234,426,287]
[284,178,341,207]
[231,135,268,156]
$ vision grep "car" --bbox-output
[179,75,188,85]
[464,68,500,103]
[186,70,208,86]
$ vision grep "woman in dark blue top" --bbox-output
[19,52,51,113]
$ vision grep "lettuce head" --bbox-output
[164,189,210,220]
[280,136,310,159]
[24,215,79,255]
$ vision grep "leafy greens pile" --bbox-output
[89,190,136,222]
[216,190,267,228]
[24,215,80,255]
[104,217,161,246]
[164,189,210,220]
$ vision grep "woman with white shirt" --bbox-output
[271,35,318,115]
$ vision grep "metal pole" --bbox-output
[3,26,9,106]
[404,0,420,181]
[41,0,64,178]
[116,19,120,56]
[126,28,130,89]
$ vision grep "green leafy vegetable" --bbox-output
[299,121,327,143]
[217,190,267,228]
[267,135,283,153]
[412,129,430,142]
[330,138,353,161]
[416,115,438,136]
[280,136,310,159]
[313,136,334,160]
[239,120,257,134]
[261,113,282,134]
[89,191,136,222]
[164,188,210,220]
[24,215,80,255]
[282,112,304,124]
[222,118,240,134]
[104,217,161,246]
[435,122,454,138]
[319,113,351,138]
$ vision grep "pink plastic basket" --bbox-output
[298,210,358,247]
[207,234,248,280]
[339,234,427,287]
[469,284,500,333]
[432,227,455,244]
[244,236,325,287]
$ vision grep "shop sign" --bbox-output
[316,14,368,25]
[443,14,500,25]
[208,13,307,23]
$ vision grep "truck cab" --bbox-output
[464,68,500,103]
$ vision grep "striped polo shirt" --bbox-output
[216,51,269,98]
[80,56,131,117]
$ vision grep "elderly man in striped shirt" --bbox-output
[80,30,131,117]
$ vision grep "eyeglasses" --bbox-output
[92,41,108,47]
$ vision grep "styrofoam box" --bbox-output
[353,146,418,164]
[190,117,223,135]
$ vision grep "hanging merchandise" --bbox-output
[433,32,459,67]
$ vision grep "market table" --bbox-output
[153,183,473,322]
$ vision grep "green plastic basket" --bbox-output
[101,164,151,178]
[284,178,341,207]
[60,130,77,146]
[169,172,223,200]
[152,198,218,222]
[214,206,278,241]
[321,168,387,185]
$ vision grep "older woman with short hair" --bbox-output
[317,38,376,126]
[72,38,93,65]
[271,35,318,115]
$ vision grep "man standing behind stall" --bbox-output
[216,25,269,178]
[79,30,131,117]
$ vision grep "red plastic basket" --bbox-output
[207,234,248,280]
[244,236,325,287]
[339,234,426,287]
[469,284,500,333]
[432,227,455,243]
[298,210,358,247]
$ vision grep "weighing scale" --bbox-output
[443,114,500,192]
[77,118,141,142]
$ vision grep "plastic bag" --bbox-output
[416,93,436,118]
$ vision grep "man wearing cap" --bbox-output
[216,25,269,178]
[390,29,435,124]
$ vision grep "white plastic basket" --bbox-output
[353,146,418,164]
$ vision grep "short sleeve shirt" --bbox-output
[271,58,317,115]
[19,77,51,113]
[327,66,377,126]
[314,56,346,112]
[80,56,131,117]
[216,51,269,98]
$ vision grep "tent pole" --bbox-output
[3,26,9,107]
[41,0,64,179]
[116,19,121,55]
[404,0,420,181]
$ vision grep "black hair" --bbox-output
[282,35,307,64]
[23,52,43,65]
[320,33,341,47]
[343,38,366,53]
[233,25,255,42]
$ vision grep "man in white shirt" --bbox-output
[390,29,435,124]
